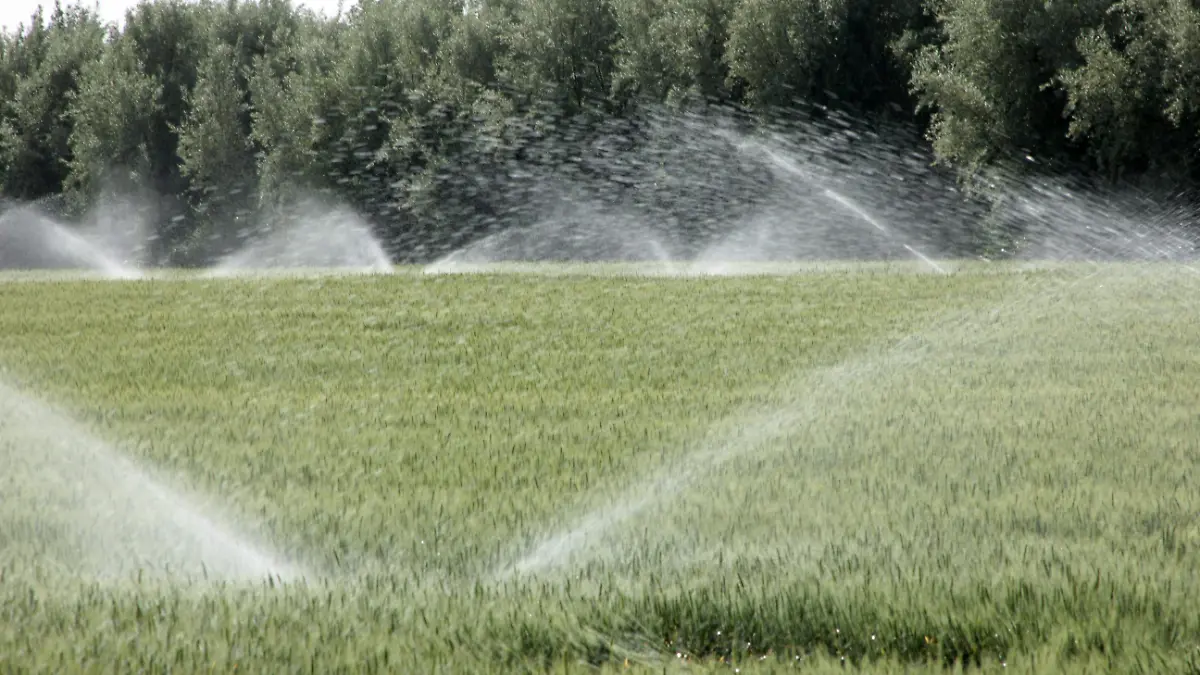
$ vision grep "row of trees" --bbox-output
[2,0,1200,263]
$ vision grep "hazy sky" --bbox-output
[1,0,352,34]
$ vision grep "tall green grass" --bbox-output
[1,264,1198,672]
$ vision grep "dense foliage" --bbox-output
[3,0,1200,264]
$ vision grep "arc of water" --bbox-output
[755,146,947,274]
[819,187,948,275]
[494,264,1109,580]
[0,378,301,583]
[51,226,142,279]
[0,214,142,279]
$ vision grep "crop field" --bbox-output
[1,262,1199,673]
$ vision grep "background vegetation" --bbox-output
[3,0,1200,264]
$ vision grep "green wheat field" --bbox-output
[2,262,1199,673]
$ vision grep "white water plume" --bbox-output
[0,378,300,583]
[818,188,948,274]
[210,200,392,276]
[750,144,948,273]
[0,206,143,279]
[496,265,1120,579]
[425,203,674,274]
[984,174,1200,262]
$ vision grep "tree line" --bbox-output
[2,0,1199,264]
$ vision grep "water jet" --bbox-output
[209,200,393,277]
[425,202,675,274]
[753,145,948,274]
[0,206,143,279]
[0,378,302,583]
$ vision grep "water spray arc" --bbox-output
[208,201,393,277]
[0,207,143,279]
[494,264,1114,580]
[753,144,948,274]
[0,379,303,583]
[423,204,677,273]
